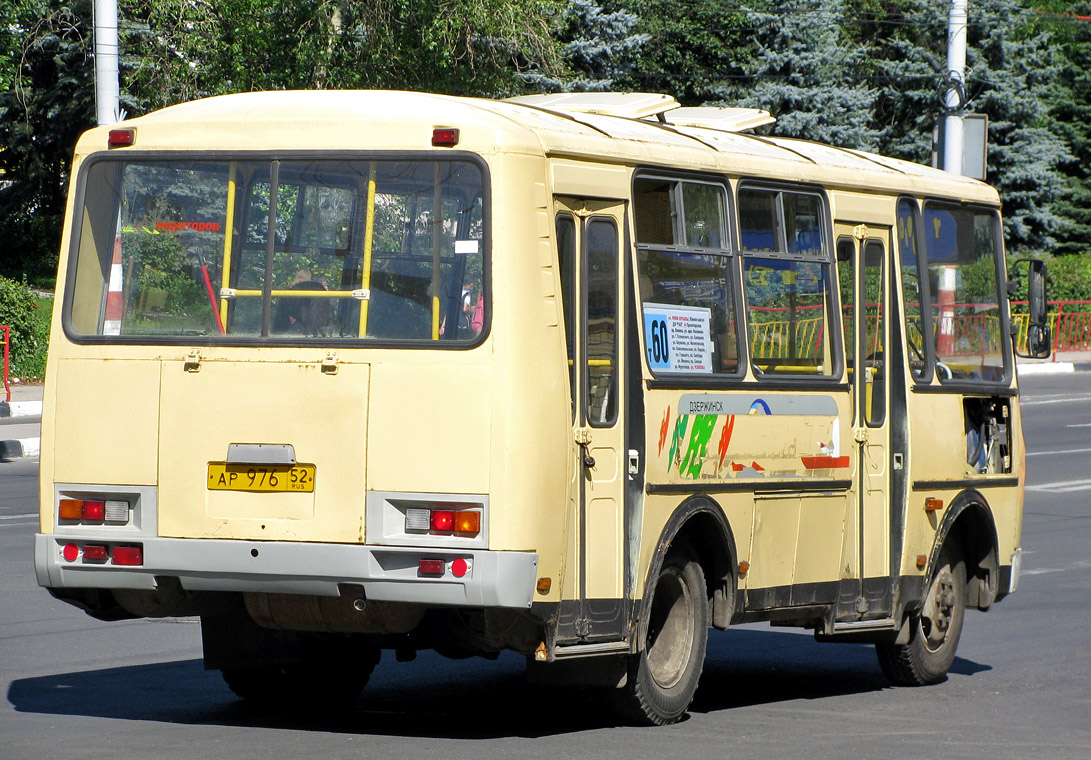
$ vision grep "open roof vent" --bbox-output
[662,106,776,133]
[505,92,680,120]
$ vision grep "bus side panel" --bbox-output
[483,157,571,583]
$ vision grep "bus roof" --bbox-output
[78,89,999,205]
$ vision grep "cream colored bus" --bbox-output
[35,90,1050,725]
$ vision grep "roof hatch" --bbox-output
[505,92,680,119]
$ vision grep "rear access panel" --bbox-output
[157,359,369,544]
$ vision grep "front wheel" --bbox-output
[876,545,966,685]
[613,547,709,725]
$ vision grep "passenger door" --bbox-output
[555,198,630,642]
[836,225,893,622]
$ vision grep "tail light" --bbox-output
[58,498,129,524]
[406,506,481,537]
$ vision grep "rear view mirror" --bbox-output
[1009,258,1051,359]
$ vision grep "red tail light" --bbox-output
[82,501,106,522]
[112,546,143,566]
[419,559,445,576]
[430,510,455,532]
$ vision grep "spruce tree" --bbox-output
[524,0,648,92]
[716,0,884,151]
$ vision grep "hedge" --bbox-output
[0,276,50,381]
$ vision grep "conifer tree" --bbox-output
[524,0,648,92]
[717,0,884,152]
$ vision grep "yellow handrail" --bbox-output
[357,163,377,337]
[218,162,237,332]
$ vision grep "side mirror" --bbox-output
[1010,258,1051,359]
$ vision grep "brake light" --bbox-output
[82,501,106,522]
[430,510,455,532]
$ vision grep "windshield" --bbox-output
[67,157,486,343]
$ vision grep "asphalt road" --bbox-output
[1,374,1088,759]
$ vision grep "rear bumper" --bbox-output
[35,533,538,609]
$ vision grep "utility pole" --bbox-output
[93,0,121,126]
[942,0,968,175]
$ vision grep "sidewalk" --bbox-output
[1015,350,1091,376]
[0,382,43,460]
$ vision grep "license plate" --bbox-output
[207,463,316,493]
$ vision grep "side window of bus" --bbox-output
[633,175,740,376]
[922,203,1008,383]
[739,187,837,377]
[557,214,577,421]
[863,239,886,424]
[897,199,929,379]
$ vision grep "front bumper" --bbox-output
[35,533,538,609]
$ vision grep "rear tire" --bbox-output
[613,547,709,725]
[877,544,966,685]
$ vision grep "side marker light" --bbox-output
[925,497,943,512]
[108,128,136,148]
[432,127,459,147]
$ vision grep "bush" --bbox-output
[0,275,51,381]
[1008,251,1091,310]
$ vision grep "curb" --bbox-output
[0,401,43,418]
[0,437,40,459]
[1017,362,1075,376]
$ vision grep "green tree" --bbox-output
[613,0,751,105]
[523,0,648,92]
[717,0,884,151]
[0,1,96,285]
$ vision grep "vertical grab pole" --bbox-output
[219,162,237,333]
[431,163,443,340]
[357,163,377,337]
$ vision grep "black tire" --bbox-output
[614,547,709,725]
[876,544,966,686]
[222,645,380,708]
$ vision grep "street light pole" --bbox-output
[93,0,121,126]
[942,0,968,175]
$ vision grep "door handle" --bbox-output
[628,449,640,477]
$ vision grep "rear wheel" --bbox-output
[613,547,709,725]
[877,544,966,685]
